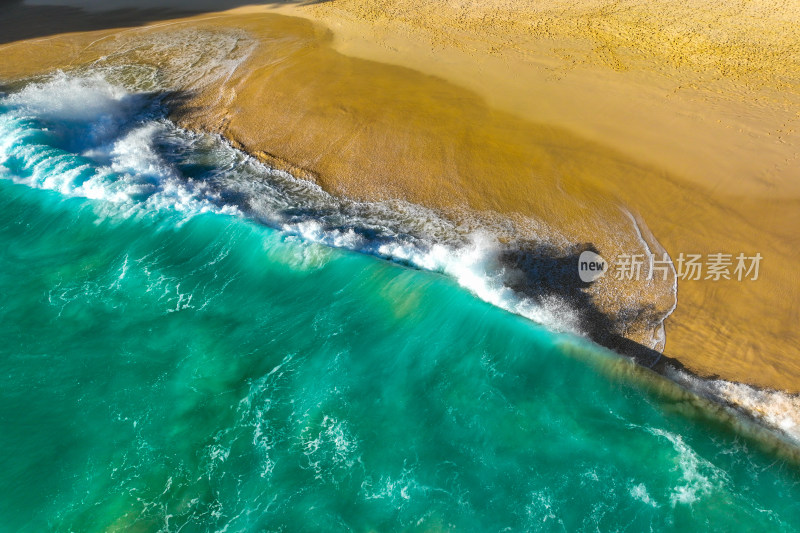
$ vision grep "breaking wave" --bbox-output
[1,71,798,448]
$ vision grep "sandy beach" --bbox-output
[1,0,798,392]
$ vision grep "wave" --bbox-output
[0,71,588,334]
[1,71,798,447]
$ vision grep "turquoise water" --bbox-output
[1,73,800,532]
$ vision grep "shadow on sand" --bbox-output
[0,0,328,46]
[497,241,668,368]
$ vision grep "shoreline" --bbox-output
[0,3,798,395]
[2,73,799,453]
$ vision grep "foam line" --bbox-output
[2,71,798,446]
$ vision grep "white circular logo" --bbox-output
[578,250,607,282]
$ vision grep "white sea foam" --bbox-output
[620,207,679,352]
[665,367,800,445]
[647,427,728,507]
[629,483,659,507]
[0,76,239,215]
[6,72,134,128]
[360,464,426,506]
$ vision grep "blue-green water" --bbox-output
[1,73,800,532]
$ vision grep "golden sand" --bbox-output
[0,2,798,391]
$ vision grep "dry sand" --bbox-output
[0,1,798,391]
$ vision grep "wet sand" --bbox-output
[0,1,798,392]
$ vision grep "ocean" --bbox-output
[1,72,799,532]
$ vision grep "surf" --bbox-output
[2,71,800,532]
[1,71,799,449]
